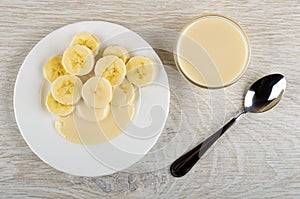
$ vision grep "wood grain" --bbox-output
[0,0,300,198]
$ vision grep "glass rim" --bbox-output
[174,14,251,89]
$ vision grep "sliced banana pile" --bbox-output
[43,32,157,129]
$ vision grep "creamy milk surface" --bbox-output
[55,104,135,145]
[176,15,249,88]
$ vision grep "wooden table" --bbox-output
[1,0,299,198]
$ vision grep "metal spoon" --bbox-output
[170,73,286,177]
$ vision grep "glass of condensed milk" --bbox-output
[174,14,251,88]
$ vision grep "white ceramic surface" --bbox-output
[14,21,170,176]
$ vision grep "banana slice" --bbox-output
[62,44,94,76]
[126,56,153,72]
[46,93,74,116]
[43,56,69,83]
[75,100,110,122]
[126,56,156,87]
[52,75,82,105]
[94,55,126,87]
[81,76,112,108]
[70,32,100,55]
[112,78,136,106]
[103,45,130,63]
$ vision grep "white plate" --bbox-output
[14,21,170,176]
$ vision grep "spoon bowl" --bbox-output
[244,74,286,113]
[170,73,286,177]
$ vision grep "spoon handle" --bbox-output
[170,116,239,177]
